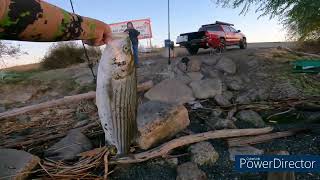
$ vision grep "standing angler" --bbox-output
[96,33,138,155]
[124,22,140,66]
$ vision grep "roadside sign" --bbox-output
[109,18,152,39]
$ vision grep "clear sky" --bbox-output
[1,0,287,68]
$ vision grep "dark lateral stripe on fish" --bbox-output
[124,77,129,151]
[131,69,137,142]
[112,84,118,148]
[128,74,134,144]
[111,69,137,154]
[128,70,136,151]
[121,81,127,153]
[120,81,126,153]
[128,76,134,152]
[126,76,131,149]
[119,83,123,152]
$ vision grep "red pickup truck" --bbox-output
[176,21,247,55]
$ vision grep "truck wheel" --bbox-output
[187,46,199,55]
[218,38,226,52]
[240,38,247,49]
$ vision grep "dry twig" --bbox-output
[40,147,109,179]
[110,127,273,164]
[227,128,308,147]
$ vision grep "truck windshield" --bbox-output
[207,25,221,31]
[199,25,220,32]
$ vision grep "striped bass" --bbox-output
[96,33,137,155]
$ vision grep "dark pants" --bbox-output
[132,43,139,66]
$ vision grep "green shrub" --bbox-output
[41,42,101,69]
[296,38,320,54]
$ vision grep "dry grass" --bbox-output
[296,39,320,54]
[40,147,109,179]
[2,63,41,72]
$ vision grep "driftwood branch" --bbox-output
[2,122,100,148]
[281,47,320,58]
[227,128,307,147]
[0,91,96,120]
[110,127,273,164]
[0,81,153,120]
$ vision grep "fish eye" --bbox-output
[123,45,130,53]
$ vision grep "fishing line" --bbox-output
[69,0,97,82]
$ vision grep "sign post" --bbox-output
[167,0,171,65]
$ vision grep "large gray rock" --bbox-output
[222,91,234,101]
[208,70,222,79]
[227,81,243,91]
[244,88,269,102]
[207,117,237,130]
[236,110,266,128]
[225,76,244,91]
[0,149,40,180]
[173,66,192,85]
[229,146,264,161]
[189,142,219,166]
[201,56,220,66]
[247,59,259,68]
[200,66,211,77]
[190,79,223,99]
[215,57,237,74]
[176,162,207,180]
[145,79,195,104]
[214,94,231,106]
[44,129,93,161]
[175,74,192,85]
[137,101,190,150]
[187,72,204,82]
[187,59,202,72]
[270,81,300,100]
[201,64,222,79]
[235,94,252,104]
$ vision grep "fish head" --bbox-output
[110,33,135,80]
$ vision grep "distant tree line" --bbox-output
[215,0,320,41]
[0,41,22,58]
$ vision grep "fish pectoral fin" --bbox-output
[106,145,118,156]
